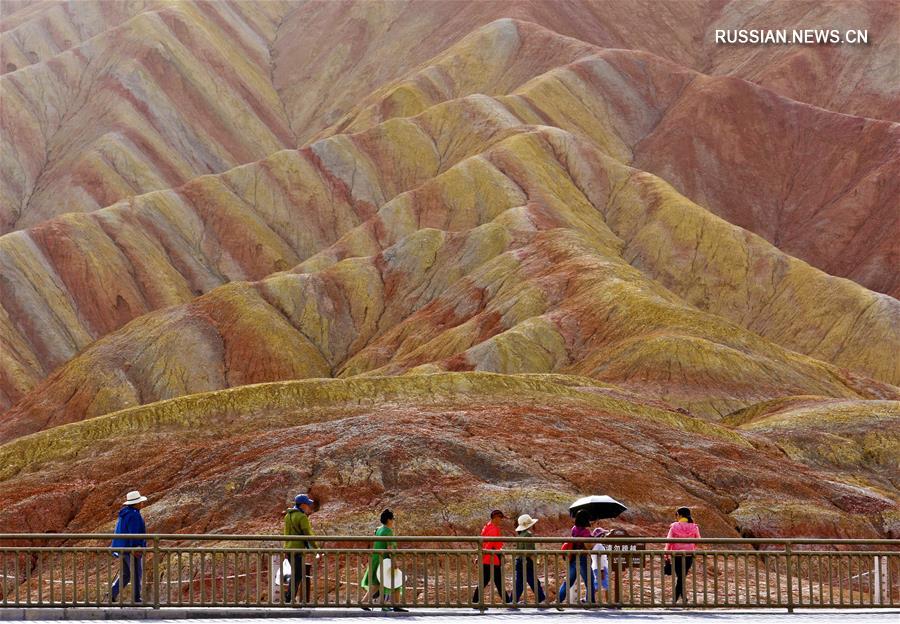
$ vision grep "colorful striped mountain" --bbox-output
[0,0,897,538]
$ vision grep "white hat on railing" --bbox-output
[123,490,148,505]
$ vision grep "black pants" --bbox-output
[472,563,511,604]
[513,557,546,603]
[285,553,312,603]
[673,554,694,602]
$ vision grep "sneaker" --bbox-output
[391,607,409,612]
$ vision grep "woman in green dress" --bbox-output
[361,509,407,611]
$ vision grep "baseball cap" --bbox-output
[295,494,315,506]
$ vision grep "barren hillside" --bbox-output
[0,0,897,537]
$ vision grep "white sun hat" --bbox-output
[516,514,539,532]
[376,558,404,590]
[123,490,148,506]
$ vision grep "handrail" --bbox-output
[2,547,896,555]
[1,534,898,545]
[0,534,896,611]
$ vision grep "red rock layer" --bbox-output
[0,375,894,538]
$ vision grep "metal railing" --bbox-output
[0,534,897,610]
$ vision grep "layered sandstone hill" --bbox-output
[3,121,899,437]
[325,21,900,294]
[727,397,900,494]
[6,0,896,122]
[0,1,898,537]
[275,0,900,135]
[2,2,898,295]
[3,25,899,409]
[0,374,895,538]
[1,0,294,231]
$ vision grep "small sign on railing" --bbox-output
[604,529,645,567]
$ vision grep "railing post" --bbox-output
[270,554,279,604]
[152,538,160,609]
[873,555,881,605]
[785,542,794,613]
[476,538,485,613]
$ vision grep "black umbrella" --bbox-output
[569,495,627,521]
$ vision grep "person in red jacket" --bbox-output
[472,510,512,606]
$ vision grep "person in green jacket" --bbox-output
[284,494,316,603]
[360,509,407,612]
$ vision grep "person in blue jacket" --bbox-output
[109,490,148,603]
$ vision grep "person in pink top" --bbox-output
[664,506,701,604]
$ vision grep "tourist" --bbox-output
[557,510,595,606]
[664,506,700,605]
[360,509,408,612]
[472,510,512,606]
[512,514,546,605]
[109,490,148,604]
[284,494,316,603]
[590,527,609,603]
[558,523,609,605]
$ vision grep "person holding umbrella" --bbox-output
[559,495,627,606]
[557,526,611,604]
[558,509,595,606]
